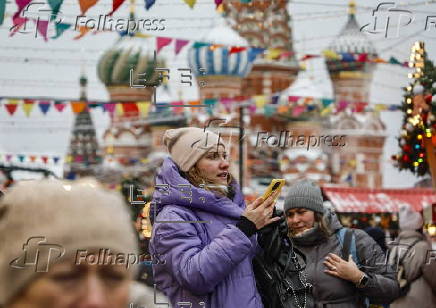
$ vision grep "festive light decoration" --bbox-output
[393,41,436,177]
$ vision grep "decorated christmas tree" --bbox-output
[393,42,436,180]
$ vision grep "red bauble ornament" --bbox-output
[402,154,410,162]
[403,144,412,153]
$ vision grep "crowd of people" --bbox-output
[0,126,435,308]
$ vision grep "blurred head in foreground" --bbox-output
[0,178,138,308]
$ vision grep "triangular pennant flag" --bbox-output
[277,105,289,113]
[38,101,51,114]
[54,101,66,112]
[321,98,334,107]
[266,48,282,60]
[248,47,265,62]
[229,46,247,54]
[156,37,173,54]
[175,39,189,55]
[214,0,223,7]
[34,19,49,41]
[41,156,48,164]
[71,101,86,113]
[122,102,139,116]
[320,105,332,116]
[271,95,279,105]
[103,102,116,113]
[5,99,19,116]
[145,0,156,10]
[47,0,63,20]
[0,0,5,25]
[254,95,266,108]
[78,0,99,15]
[288,96,299,104]
[170,101,184,114]
[183,0,196,9]
[9,16,28,37]
[357,53,368,62]
[336,101,349,112]
[137,102,150,117]
[108,0,126,15]
[6,154,13,162]
[13,0,32,18]
[292,105,306,117]
[18,154,25,163]
[116,103,124,116]
[22,99,35,117]
[264,105,276,117]
[74,25,91,40]
[193,42,210,48]
[53,156,60,164]
[300,54,319,61]
[53,22,71,39]
[29,155,36,162]
[389,56,401,65]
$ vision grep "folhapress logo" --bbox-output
[10,237,65,272]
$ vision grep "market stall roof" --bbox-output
[322,186,436,213]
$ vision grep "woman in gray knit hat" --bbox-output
[282,179,399,307]
[0,179,144,308]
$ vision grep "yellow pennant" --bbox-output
[254,95,266,108]
[183,0,196,9]
[137,102,150,117]
[266,48,282,60]
[320,106,332,116]
[116,103,124,116]
[22,101,35,117]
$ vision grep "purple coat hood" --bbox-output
[149,157,263,308]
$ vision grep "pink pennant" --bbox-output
[336,101,349,112]
[54,102,66,112]
[13,0,32,18]
[6,154,13,162]
[103,103,116,113]
[175,39,189,55]
[292,106,305,117]
[157,37,172,54]
[34,19,49,41]
[288,96,299,103]
[9,16,27,36]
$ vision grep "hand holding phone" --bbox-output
[262,179,285,201]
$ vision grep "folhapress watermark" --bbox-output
[255,131,346,150]
[9,236,65,272]
[75,16,166,33]
[75,249,166,269]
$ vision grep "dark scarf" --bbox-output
[290,223,328,247]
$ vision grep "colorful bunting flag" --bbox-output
[229,46,247,54]
[175,39,189,55]
[248,47,265,62]
[54,101,66,112]
[29,155,36,162]
[18,154,25,163]
[115,103,124,116]
[214,0,223,7]
[336,101,349,112]
[78,0,99,15]
[145,0,156,10]
[254,95,266,109]
[53,23,71,39]
[41,156,48,164]
[103,102,116,113]
[47,0,64,20]
[38,101,51,114]
[0,0,5,25]
[53,156,60,164]
[122,102,139,116]
[6,154,13,162]
[156,37,173,54]
[22,99,35,117]
[5,99,19,116]
[292,105,306,117]
[109,0,126,15]
[266,48,282,60]
[183,0,196,9]
[71,101,86,113]
[74,25,91,40]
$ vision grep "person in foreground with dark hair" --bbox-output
[282,180,399,307]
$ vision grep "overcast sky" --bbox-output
[1,0,435,186]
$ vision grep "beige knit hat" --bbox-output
[163,127,223,171]
[0,178,138,306]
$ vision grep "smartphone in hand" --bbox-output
[262,179,285,201]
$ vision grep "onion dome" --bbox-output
[327,1,377,56]
[97,36,166,88]
[188,16,253,77]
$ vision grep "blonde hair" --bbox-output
[185,164,233,198]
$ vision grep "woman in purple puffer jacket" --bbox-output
[149,127,280,308]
